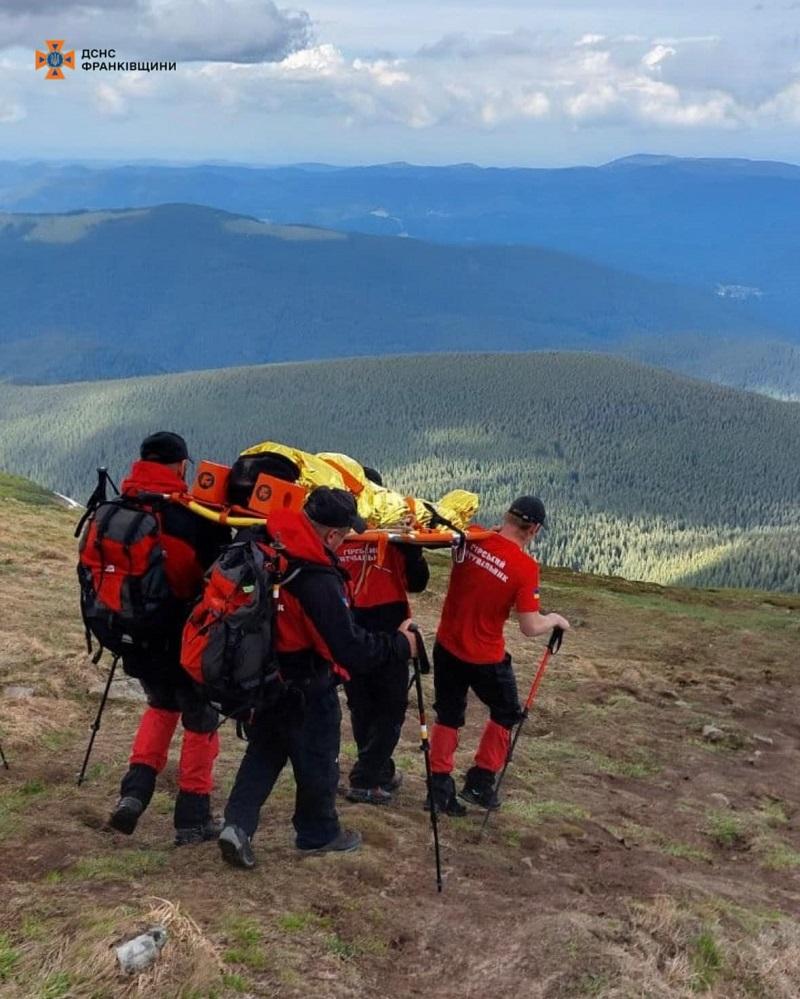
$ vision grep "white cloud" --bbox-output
[624,77,739,127]
[575,34,607,48]
[94,82,128,117]
[416,28,556,61]
[279,43,344,76]
[653,35,721,45]
[117,32,800,137]
[481,89,549,125]
[566,83,619,120]
[642,44,677,71]
[195,43,555,129]
[353,58,410,87]
[758,79,800,121]
[518,91,550,117]
[5,14,800,146]
[578,50,612,74]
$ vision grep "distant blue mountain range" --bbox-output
[2,202,794,389]
[1,155,798,335]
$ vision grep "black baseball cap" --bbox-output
[509,495,546,526]
[140,431,190,464]
[305,486,367,533]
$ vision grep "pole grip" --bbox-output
[407,623,430,675]
[547,626,564,654]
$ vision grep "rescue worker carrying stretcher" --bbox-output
[109,432,231,844]
[337,467,430,805]
[427,496,570,815]
[218,487,417,869]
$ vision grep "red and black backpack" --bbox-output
[76,469,178,661]
[180,532,299,720]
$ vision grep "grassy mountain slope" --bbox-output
[1,475,800,997]
[2,156,799,334]
[616,334,800,401]
[2,353,799,591]
[0,471,60,506]
[0,204,773,385]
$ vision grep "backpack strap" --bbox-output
[122,509,151,547]
[281,564,304,587]
[74,467,120,538]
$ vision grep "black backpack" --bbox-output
[180,533,301,720]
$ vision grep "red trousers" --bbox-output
[130,706,219,795]
[429,642,520,774]
[430,719,510,775]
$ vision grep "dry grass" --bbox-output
[140,898,225,996]
[0,500,98,723]
[0,897,224,998]
[601,895,800,998]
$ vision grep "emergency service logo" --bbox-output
[35,40,76,80]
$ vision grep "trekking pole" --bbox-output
[408,624,443,893]
[0,742,8,770]
[478,627,564,840]
[77,655,119,786]
[407,626,430,692]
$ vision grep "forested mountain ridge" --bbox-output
[0,203,787,392]
[2,352,798,591]
[2,155,799,333]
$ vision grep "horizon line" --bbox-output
[3,152,800,171]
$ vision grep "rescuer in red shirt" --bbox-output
[337,467,430,805]
[427,496,570,815]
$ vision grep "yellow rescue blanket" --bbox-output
[238,441,479,529]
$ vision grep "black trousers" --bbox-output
[344,658,409,788]
[138,673,219,734]
[122,633,219,735]
[224,680,341,849]
[432,642,522,730]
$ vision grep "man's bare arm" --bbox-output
[517,610,570,638]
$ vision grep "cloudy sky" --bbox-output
[2,0,800,165]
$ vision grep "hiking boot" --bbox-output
[174,815,224,847]
[218,824,256,870]
[345,786,393,806]
[381,771,403,793]
[109,796,145,835]
[424,774,467,817]
[112,763,156,834]
[297,828,362,854]
[459,766,501,810]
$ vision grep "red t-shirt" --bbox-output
[436,532,540,664]
[337,539,410,613]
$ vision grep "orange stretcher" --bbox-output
[145,460,490,550]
